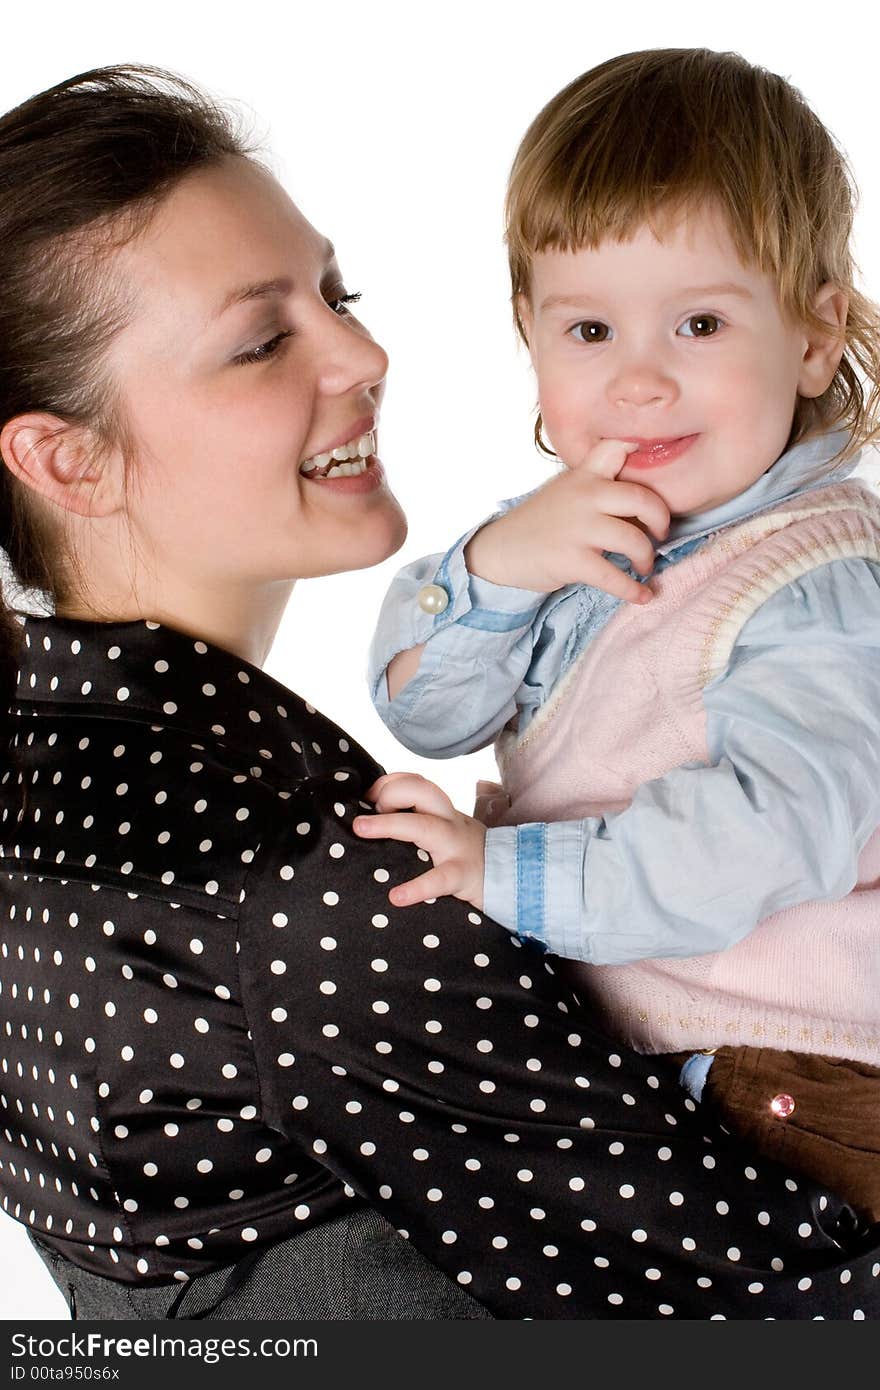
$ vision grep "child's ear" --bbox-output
[797,283,849,399]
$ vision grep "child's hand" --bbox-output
[353,773,486,910]
[464,438,671,601]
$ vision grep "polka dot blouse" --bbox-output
[1,612,878,1318]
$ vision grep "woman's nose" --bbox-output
[318,314,389,397]
[606,361,679,410]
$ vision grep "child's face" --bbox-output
[519,203,845,516]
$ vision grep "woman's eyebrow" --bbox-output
[212,276,293,320]
[211,240,338,322]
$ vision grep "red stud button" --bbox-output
[770,1093,795,1118]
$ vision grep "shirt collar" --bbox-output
[656,426,860,555]
[10,611,380,790]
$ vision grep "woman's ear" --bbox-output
[797,284,849,399]
[0,412,122,518]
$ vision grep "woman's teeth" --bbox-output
[300,431,375,477]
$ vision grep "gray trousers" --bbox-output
[28,1208,492,1320]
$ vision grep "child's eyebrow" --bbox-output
[540,281,754,312]
[675,282,755,301]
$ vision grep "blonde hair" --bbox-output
[505,48,880,459]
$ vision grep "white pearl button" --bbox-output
[417,583,450,615]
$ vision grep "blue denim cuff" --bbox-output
[678,1052,716,1102]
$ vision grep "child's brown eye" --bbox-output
[571,320,610,343]
[681,314,722,337]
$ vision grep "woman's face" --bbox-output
[105,156,406,601]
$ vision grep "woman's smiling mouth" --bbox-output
[300,427,376,478]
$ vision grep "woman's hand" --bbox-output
[353,773,486,909]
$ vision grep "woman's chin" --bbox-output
[325,509,408,577]
[361,512,409,571]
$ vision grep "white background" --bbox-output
[2,0,880,1319]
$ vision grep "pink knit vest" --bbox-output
[478,480,880,1062]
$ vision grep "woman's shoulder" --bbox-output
[7,612,387,894]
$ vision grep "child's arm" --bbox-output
[357,558,880,963]
[368,440,670,757]
[367,530,555,756]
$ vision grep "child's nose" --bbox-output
[606,363,679,410]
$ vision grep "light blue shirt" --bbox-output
[367,429,880,962]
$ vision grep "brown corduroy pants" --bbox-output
[669,1046,880,1224]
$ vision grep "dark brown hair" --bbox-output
[505,48,880,459]
[0,63,263,733]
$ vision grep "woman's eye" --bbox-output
[570,320,611,344]
[679,313,723,338]
[234,330,294,366]
[327,290,363,316]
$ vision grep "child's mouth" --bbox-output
[621,434,700,468]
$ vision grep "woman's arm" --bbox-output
[235,773,875,1319]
